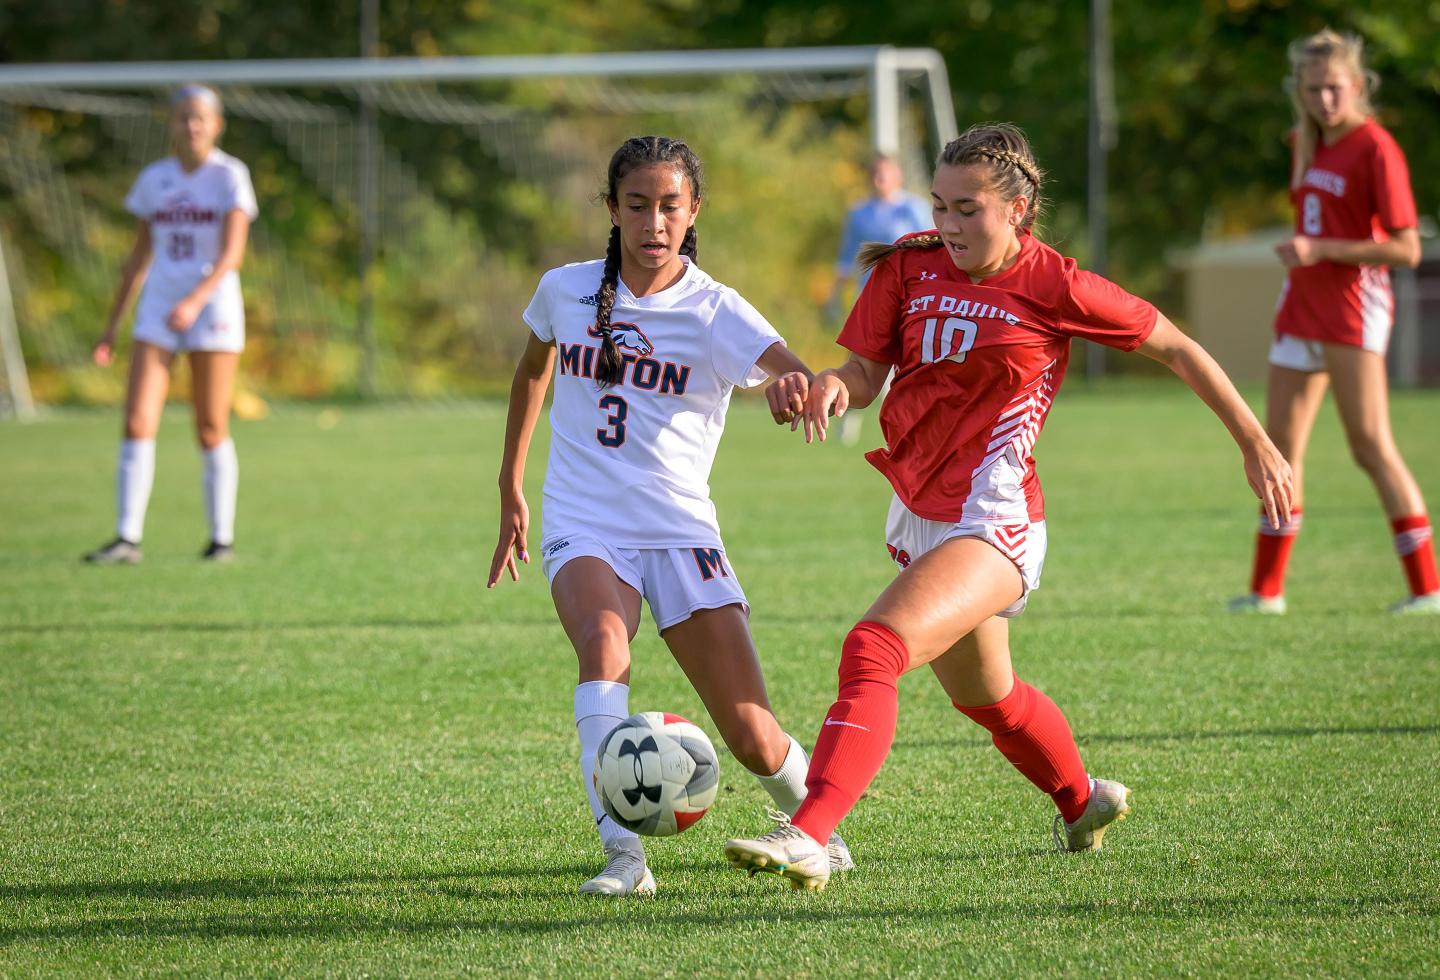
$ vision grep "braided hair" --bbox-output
[594,136,704,387]
[857,122,1045,274]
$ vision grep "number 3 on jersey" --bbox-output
[921,316,979,364]
[596,394,627,447]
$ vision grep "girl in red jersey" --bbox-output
[1230,29,1436,615]
[724,123,1293,891]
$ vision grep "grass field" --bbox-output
[2,382,1438,976]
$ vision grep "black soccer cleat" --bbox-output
[201,541,235,562]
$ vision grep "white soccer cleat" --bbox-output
[760,807,854,873]
[1226,593,1287,615]
[1053,777,1131,853]
[827,831,856,873]
[83,537,142,565]
[578,839,655,897]
[1389,593,1440,615]
[725,814,830,892]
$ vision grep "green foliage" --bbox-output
[2,386,1439,973]
[2,2,1437,398]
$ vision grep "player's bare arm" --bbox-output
[800,353,888,443]
[94,221,154,366]
[1137,314,1294,528]
[1275,226,1420,270]
[488,333,557,588]
[756,340,814,426]
[167,208,251,331]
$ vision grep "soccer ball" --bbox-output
[593,712,720,836]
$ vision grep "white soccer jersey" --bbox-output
[125,149,258,311]
[524,257,782,549]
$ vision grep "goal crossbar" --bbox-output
[0,45,957,155]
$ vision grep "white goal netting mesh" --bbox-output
[0,66,943,404]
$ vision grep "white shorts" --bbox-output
[1268,329,1388,373]
[885,495,1047,618]
[133,280,245,354]
[540,533,749,632]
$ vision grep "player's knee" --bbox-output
[1347,436,1393,476]
[837,620,910,691]
[195,419,228,449]
[123,416,156,441]
[573,619,631,676]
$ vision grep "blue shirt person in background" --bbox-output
[825,153,932,324]
[825,153,930,444]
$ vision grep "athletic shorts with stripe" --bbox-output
[540,533,750,632]
[885,494,1048,618]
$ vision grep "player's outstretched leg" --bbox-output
[724,619,909,892]
[661,604,856,877]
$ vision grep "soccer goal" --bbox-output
[0,47,956,407]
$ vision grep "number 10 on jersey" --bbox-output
[922,316,979,365]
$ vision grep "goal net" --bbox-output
[0,48,955,408]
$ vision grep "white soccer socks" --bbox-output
[115,438,156,543]
[201,438,238,546]
[753,734,809,816]
[574,680,639,847]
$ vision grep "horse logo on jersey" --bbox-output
[587,321,654,356]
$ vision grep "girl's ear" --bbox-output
[1010,194,1028,227]
[688,196,701,226]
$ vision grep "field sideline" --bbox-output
[2,382,1438,976]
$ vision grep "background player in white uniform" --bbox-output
[487,136,850,897]
[86,84,257,564]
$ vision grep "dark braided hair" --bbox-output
[856,122,1045,274]
[594,135,704,387]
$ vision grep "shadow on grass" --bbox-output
[893,723,1440,753]
[1,886,1434,944]
[2,617,559,635]
[0,858,732,905]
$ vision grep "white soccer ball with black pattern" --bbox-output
[593,712,720,836]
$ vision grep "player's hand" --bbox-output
[1243,437,1294,531]
[765,372,809,427]
[487,493,530,588]
[1274,236,1321,269]
[803,369,850,444]
[167,297,203,331]
[92,337,115,367]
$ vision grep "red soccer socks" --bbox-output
[791,621,909,845]
[955,676,1091,824]
[1393,515,1440,597]
[1250,507,1303,598]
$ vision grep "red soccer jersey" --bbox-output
[1275,119,1417,347]
[839,231,1158,523]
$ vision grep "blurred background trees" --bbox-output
[1,0,1436,401]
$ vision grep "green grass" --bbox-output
[2,383,1438,976]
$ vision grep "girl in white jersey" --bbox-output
[85,84,257,564]
[488,136,849,897]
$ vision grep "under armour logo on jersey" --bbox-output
[588,321,654,355]
[919,270,939,281]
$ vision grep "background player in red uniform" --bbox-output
[1229,29,1436,615]
[727,122,1293,891]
